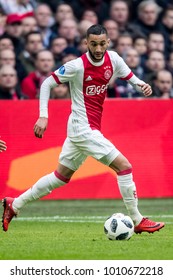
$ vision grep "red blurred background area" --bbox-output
[0,99,173,199]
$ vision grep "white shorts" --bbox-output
[59,130,120,171]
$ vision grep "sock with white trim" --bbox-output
[12,171,69,212]
[117,169,143,225]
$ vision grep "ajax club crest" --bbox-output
[104,69,112,79]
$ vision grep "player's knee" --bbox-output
[121,162,132,171]
[110,153,132,172]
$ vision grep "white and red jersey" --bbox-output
[39,50,144,138]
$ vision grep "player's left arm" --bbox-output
[128,76,152,97]
[112,52,152,97]
[136,83,152,97]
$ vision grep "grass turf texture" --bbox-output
[0,198,172,260]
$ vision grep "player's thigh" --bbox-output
[59,137,87,171]
[79,130,120,166]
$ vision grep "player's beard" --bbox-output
[88,48,106,62]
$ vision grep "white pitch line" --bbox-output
[14,214,173,224]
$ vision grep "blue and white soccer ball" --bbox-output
[104,213,134,240]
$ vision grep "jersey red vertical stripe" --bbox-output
[81,52,113,130]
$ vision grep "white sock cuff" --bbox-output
[117,172,133,186]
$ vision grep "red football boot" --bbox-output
[134,217,165,234]
[2,197,17,232]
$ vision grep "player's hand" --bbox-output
[34,117,48,138]
[0,139,7,152]
[138,83,152,97]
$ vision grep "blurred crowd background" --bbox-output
[0,0,173,100]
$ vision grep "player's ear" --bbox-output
[84,38,87,45]
[107,38,110,46]
[85,38,90,50]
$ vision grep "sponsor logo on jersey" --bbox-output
[86,84,108,95]
[58,65,65,75]
[104,69,112,79]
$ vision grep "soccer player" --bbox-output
[2,24,165,233]
[0,138,7,152]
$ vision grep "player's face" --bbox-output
[87,34,110,62]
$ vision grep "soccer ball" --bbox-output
[104,213,134,240]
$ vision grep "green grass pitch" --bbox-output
[0,198,172,260]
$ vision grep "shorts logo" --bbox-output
[86,84,108,95]
[104,70,112,79]
[133,190,137,199]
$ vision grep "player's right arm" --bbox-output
[0,139,7,152]
[34,60,77,138]
[34,75,57,138]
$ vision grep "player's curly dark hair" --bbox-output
[86,24,108,38]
